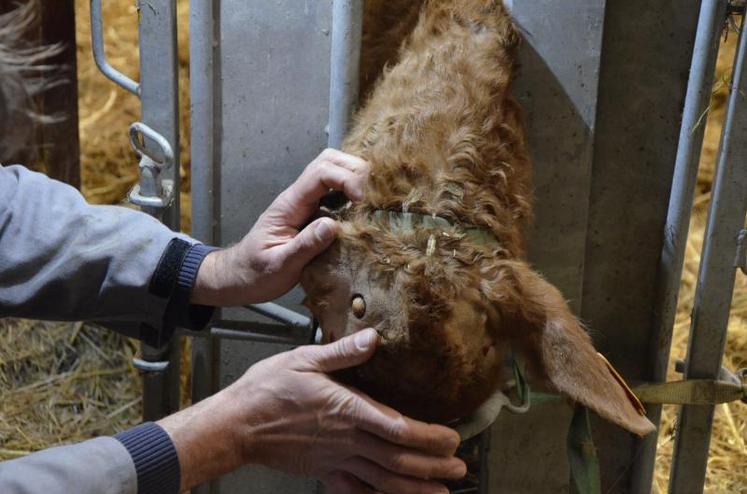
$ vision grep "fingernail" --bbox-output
[445,434,460,454]
[354,328,377,352]
[315,219,336,242]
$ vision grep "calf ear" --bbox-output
[491,262,656,436]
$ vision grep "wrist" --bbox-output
[157,392,245,491]
[190,249,223,305]
[191,246,263,307]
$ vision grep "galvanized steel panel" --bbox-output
[583,1,701,492]
[190,1,333,492]
[216,0,333,329]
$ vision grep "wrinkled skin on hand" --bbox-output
[159,330,466,494]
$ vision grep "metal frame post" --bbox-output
[90,0,182,421]
[137,0,182,421]
[188,10,221,489]
[328,0,363,149]
[631,1,728,490]
[189,0,218,487]
[669,11,747,491]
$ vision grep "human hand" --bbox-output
[191,148,368,306]
[158,329,466,493]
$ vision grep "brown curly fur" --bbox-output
[359,0,426,100]
[302,0,655,435]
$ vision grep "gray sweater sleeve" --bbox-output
[0,437,138,494]
[0,164,199,341]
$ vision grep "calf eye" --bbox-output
[351,295,366,319]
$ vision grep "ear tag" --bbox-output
[597,352,647,416]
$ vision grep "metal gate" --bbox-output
[92,0,746,492]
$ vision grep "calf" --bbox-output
[302,0,655,436]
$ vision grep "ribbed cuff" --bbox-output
[114,422,180,494]
[177,243,219,292]
[165,243,218,331]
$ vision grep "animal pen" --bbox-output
[80,0,745,492]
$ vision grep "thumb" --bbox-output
[281,217,339,269]
[299,328,378,373]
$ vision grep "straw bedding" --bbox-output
[0,2,743,491]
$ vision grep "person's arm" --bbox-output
[1,150,465,494]
[0,437,137,494]
[0,164,213,347]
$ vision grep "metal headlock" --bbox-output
[91,0,747,494]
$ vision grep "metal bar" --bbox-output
[137,0,182,421]
[245,303,312,330]
[669,16,747,492]
[210,327,305,345]
[189,0,217,491]
[89,0,140,96]
[631,1,728,490]
[328,0,363,148]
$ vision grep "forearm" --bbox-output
[0,165,213,343]
[0,437,137,494]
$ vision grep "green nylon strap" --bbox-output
[633,378,746,405]
[370,210,500,247]
[568,406,601,494]
[536,375,745,494]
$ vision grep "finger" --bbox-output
[318,148,369,174]
[291,152,368,206]
[357,431,467,480]
[324,471,378,494]
[345,393,461,456]
[296,328,378,372]
[275,217,339,271]
[341,457,449,494]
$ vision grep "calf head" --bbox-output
[302,0,655,437]
[302,226,654,436]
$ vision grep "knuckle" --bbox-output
[385,451,410,473]
[320,147,338,161]
[386,416,407,442]
[338,392,362,421]
[314,159,332,177]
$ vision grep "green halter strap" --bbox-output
[370,209,500,249]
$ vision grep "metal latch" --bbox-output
[132,357,169,373]
[128,122,175,209]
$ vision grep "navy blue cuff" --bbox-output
[145,240,218,347]
[114,422,180,494]
[165,243,218,332]
[177,243,219,293]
